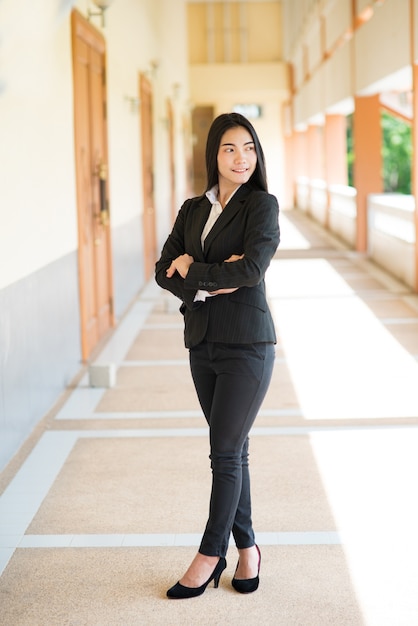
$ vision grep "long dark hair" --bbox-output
[204,112,268,192]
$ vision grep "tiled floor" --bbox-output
[1,209,418,625]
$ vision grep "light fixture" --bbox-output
[172,83,182,99]
[232,104,262,120]
[124,96,141,113]
[88,0,114,27]
[149,59,160,78]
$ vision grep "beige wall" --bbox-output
[0,3,77,290]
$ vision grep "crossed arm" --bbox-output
[166,253,244,295]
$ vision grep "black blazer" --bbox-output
[155,184,280,349]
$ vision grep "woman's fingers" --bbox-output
[166,254,194,279]
[166,261,176,278]
[209,287,239,295]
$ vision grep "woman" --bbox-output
[155,112,280,599]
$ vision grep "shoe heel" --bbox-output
[167,556,227,599]
[213,556,226,588]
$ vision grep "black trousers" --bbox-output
[189,341,275,557]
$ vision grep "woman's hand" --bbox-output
[208,287,239,295]
[208,253,244,295]
[166,254,194,279]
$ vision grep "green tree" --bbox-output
[346,114,354,187]
[381,111,412,194]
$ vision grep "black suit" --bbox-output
[155,184,280,348]
[155,183,280,557]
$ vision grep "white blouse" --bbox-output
[194,185,241,302]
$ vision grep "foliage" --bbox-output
[346,111,412,194]
[346,114,354,187]
[381,111,412,194]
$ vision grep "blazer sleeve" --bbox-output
[155,198,200,311]
[184,191,279,291]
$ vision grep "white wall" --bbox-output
[0,0,77,290]
[324,42,353,114]
[355,0,410,94]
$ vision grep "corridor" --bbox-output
[1,208,418,625]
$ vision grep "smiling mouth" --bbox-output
[233,168,248,173]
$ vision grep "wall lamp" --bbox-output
[124,96,141,113]
[88,0,114,27]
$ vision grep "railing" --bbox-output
[368,194,416,289]
[294,178,416,289]
[295,176,310,211]
[295,177,357,246]
[310,179,328,225]
[328,184,357,247]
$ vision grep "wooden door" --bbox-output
[72,11,114,360]
[140,73,157,280]
[167,98,176,224]
[191,105,214,194]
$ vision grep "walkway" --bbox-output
[1,209,418,625]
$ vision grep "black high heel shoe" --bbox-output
[167,557,227,599]
[231,545,261,594]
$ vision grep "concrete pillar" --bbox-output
[294,129,309,180]
[325,114,348,227]
[307,124,324,181]
[291,129,309,211]
[283,132,295,209]
[353,94,382,252]
[325,115,348,186]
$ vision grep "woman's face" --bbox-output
[217,125,257,192]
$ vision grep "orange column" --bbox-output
[293,129,309,210]
[283,132,295,209]
[411,63,418,292]
[282,100,295,209]
[325,114,348,228]
[325,115,348,186]
[307,124,324,180]
[306,124,324,217]
[294,129,308,179]
[353,94,382,252]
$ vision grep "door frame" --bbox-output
[71,10,114,360]
[139,73,157,281]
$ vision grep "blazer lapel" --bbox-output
[189,195,211,262]
[203,185,250,254]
